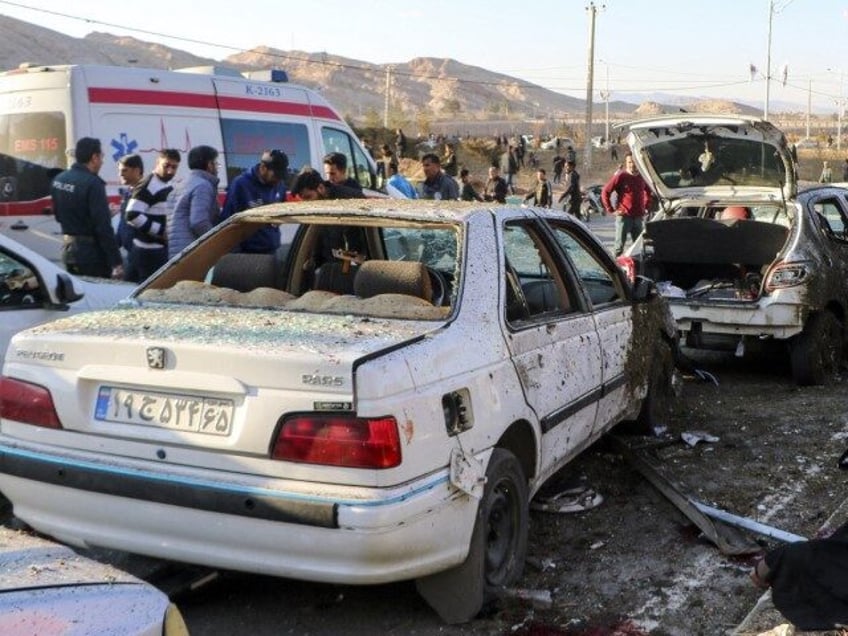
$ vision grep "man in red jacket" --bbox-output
[601,152,653,256]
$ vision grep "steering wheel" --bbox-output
[427,267,447,306]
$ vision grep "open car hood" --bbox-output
[622,115,796,204]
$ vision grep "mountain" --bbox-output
[0,15,770,125]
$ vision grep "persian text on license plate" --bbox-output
[94,386,234,436]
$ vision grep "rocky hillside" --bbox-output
[0,15,758,124]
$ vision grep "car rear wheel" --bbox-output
[416,448,528,623]
[790,310,844,386]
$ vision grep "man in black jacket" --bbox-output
[51,137,123,279]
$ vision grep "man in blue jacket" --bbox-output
[219,149,289,253]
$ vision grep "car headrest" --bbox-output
[354,260,432,302]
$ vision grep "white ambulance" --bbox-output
[0,63,378,216]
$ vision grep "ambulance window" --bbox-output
[220,119,309,188]
[321,127,376,190]
[0,112,66,203]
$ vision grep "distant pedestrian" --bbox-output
[610,142,619,161]
[843,158,848,181]
[500,145,518,194]
[219,149,289,254]
[483,165,508,204]
[323,152,362,190]
[442,143,458,178]
[459,168,483,202]
[523,168,552,207]
[290,168,365,201]
[51,137,123,279]
[115,153,144,261]
[419,153,459,200]
[552,154,565,184]
[123,148,180,282]
[386,162,418,199]
[601,152,653,257]
[557,160,582,218]
[395,128,408,159]
[565,145,577,165]
[168,145,220,259]
[819,160,833,184]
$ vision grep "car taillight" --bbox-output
[765,262,808,292]
[0,376,62,429]
[617,255,636,283]
[271,414,401,469]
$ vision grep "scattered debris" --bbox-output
[693,368,719,386]
[610,434,760,555]
[691,501,806,544]
[498,586,553,609]
[681,431,720,447]
[589,541,606,551]
[531,486,603,513]
[526,556,557,572]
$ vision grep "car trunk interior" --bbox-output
[640,217,790,300]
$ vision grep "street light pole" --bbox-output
[600,60,610,146]
[584,2,602,172]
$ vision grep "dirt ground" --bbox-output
[3,346,841,636]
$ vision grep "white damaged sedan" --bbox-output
[0,200,677,623]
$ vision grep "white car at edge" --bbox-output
[0,233,133,367]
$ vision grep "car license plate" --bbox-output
[94,386,234,436]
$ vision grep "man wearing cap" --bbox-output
[219,149,289,253]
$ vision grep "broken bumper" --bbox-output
[0,440,479,585]
[669,299,805,340]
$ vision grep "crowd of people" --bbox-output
[51,132,636,284]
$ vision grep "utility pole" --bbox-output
[584,2,603,172]
[383,66,393,128]
[806,79,811,140]
[764,0,774,120]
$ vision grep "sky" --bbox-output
[0,0,847,113]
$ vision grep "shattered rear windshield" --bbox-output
[645,135,786,189]
[138,218,460,321]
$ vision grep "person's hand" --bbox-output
[111,264,124,280]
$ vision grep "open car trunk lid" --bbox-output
[624,115,796,203]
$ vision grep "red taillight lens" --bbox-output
[0,376,62,429]
[271,415,401,469]
[616,255,636,284]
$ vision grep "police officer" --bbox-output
[52,137,123,279]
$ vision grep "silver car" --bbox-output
[619,115,848,385]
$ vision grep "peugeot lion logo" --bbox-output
[146,347,166,369]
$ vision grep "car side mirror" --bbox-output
[632,275,656,302]
[55,273,83,304]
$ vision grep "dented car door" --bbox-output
[500,218,603,479]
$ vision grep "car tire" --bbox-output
[415,448,528,623]
[790,310,844,386]
[628,338,676,435]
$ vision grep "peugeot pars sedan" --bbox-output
[0,200,677,623]
[618,115,848,385]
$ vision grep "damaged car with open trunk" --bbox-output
[617,115,848,385]
[0,199,678,624]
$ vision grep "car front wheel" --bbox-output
[790,310,844,386]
